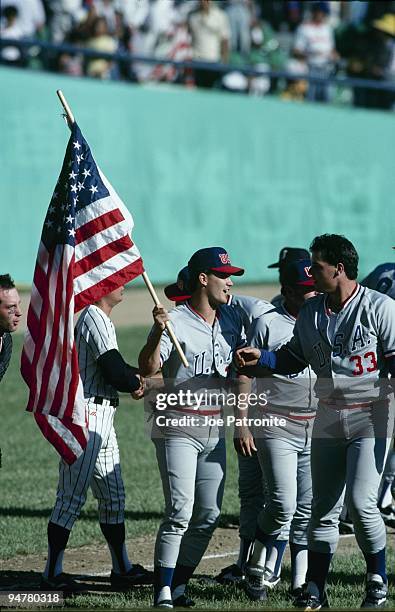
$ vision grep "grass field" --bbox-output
[0,329,394,610]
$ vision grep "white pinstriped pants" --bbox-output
[50,400,125,530]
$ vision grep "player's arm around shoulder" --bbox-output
[138,304,169,377]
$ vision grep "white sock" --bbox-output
[157,586,172,603]
[108,543,132,574]
[249,541,267,567]
[264,546,277,573]
[172,583,186,600]
[43,550,65,578]
[237,538,253,568]
[367,573,384,584]
[292,548,308,590]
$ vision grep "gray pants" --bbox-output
[254,417,313,545]
[309,402,394,554]
[153,428,226,568]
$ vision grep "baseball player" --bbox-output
[139,247,246,609]
[362,262,395,527]
[164,267,274,587]
[236,234,395,609]
[40,286,152,594]
[239,259,317,602]
[268,247,310,308]
[0,274,22,383]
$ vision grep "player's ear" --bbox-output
[198,271,208,287]
[336,262,345,276]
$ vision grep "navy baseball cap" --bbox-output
[280,259,315,287]
[188,247,244,276]
[164,266,192,302]
[268,247,310,269]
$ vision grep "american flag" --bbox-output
[21,123,144,464]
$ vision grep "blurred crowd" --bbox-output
[1,0,395,109]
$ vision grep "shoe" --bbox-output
[244,563,267,601]
[39,573,86,595]
[110,564,154,589]
[262,567,281,589]
[339,519,354,535]
[154,601,173,609]
[215,563,244,585]
[172,594,195,607]
[294,583,329,610]
[361,577,388,608]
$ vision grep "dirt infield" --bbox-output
[0,525,380,593]
[17,284,280,331]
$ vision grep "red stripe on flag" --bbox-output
[74,235,133,278]
[75,209,125,244]
[24,250,56,411]
[35,413,80,465]
[37,253,66,411]
[51,259,75,417]
[74,258,144,312]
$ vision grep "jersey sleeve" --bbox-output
[159,326,174,365]
[80,308,118,360]
[248,316,269,350]
[376,296,395,359]
[293,24,307,53]
[283,318,308,366]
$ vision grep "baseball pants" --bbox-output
[308,402,394,554]
[254,417,313,545]
[238,452,266,541]
[51,400,125,529]
[152,426,226,568]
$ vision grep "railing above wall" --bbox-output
[2,37,395,94]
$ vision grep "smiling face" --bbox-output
[200,271,233,306]
[0,287,22,333]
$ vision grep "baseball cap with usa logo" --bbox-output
[188,247,244,276]
[280,259,315,287]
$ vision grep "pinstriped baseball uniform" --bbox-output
[248,303,316,547]
[283,285,395,554]
[0,332,12,383]
[51,305,125,529]
[151,301,245,569]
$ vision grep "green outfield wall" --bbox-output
[1,66,394,285]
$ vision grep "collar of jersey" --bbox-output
[325,283,360,315]
[186,301,220,323]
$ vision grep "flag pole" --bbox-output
[56,90,189,368]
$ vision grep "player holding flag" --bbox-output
[21,121,151,593]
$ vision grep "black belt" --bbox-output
[93,396,119,407]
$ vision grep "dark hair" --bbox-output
[3,5,18,19]
[0,274,15,290]
[310,234,358,279]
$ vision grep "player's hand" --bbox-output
[153,304,169,332]
[131,375,145,400]
[235,347,261,369]
[233,426,257,457]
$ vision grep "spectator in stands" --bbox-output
[188,0,231,89]
[1,0,45,38]
[292,1,337,102]
[85,15,118,79]
[339,13,395,110]
[226,0,254,56]
[0,5,25,66]
[46,0,86,44]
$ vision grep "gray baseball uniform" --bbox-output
[150,301,245,570]
[51,304,124,529]
[281,285,395,554]
[248,303,316,549]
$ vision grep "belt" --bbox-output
[90,396,119,407]
[320,399,387,410]
[265,408,316,421]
